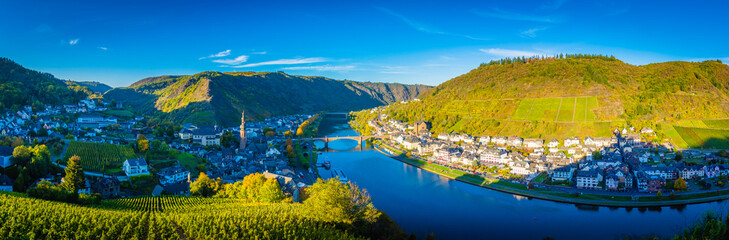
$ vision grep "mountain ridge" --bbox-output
[105,71,431,126]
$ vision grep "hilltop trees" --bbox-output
[304,178,378,223]
[62,155,86,194]
[259,178,286,203]
[136,134,149,152]
[190,172,222,197]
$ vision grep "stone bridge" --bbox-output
[303,135,390,150]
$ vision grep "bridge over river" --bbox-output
[301,135,390,151]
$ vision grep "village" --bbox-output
[368,109,729,195]
[0,97,321,200]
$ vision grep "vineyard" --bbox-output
[62,141,138,173]
[0,193,364,239]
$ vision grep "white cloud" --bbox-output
[98,46,108,50]
[69,39,79,45]
[212,55,249,65]
[472,8,563,23]
[281,65,355,71]
[480,48,542,57]
[520,27,548,38]
[232,57,328,68]
[200,49,231,59]
[252,51,267,55]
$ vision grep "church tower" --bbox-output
[239,111,247,150]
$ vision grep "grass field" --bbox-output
[674,126,729,149]
[512,99,534,120]
[586,97,598,121]
[556,97,576,121]
[63,141,138,173]
[696,119,729,129]
[526,98,561,121]
[676,120,709,128]
[511,97,599,122]
[661,124,689,149]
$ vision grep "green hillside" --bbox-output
[0,58,90,111]
[104,71,430,126]
[353,55,729,149]
[68,81,113,94]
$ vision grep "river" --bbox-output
[313,117,727,240]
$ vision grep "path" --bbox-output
[524,99,536,120]
[571,97,577,121]
[51,140,109,177]
[554,98,563,121]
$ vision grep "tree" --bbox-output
[136,134,149,152]
[29,145,51,179]
[675,151,684,161]
[241,173,267,202]
[11,145,32,166]
[656,190,662,199]
[284,130,292,137]
[11,137,24,148]
[304,178,377,223]
[190,172,222,197]
[259,178,286,203]
[13,167,29,192]
[674,177,688,191]
[63,155,86,194]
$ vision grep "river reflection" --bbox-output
[313,116,727,240]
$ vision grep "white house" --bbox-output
[190,126,222,146]
[548,139,559,149]
[479,136,491,145]
[523,138,544,149]
[157,165,190,186]
[266,147,282,158]
[564,137,580,147]
[123,158,149,176]
[576,170,603,189]
[551,166,574,181]
[402,136,421,150]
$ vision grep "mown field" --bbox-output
[511,97,599,122]
[673,126,729,149]
[62,141,138,173]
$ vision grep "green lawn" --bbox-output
[556,97,576,121]
[703,119,729,129]
[661,124,689,148]
[674,126,729,149]
[526,98,562,121]
[170,151,205,174]
[586,97,598,121]
[574,97,587,122]
[512,99,534,120]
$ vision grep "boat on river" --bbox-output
[332,168,348,182]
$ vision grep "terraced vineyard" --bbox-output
[62,141,138,173]
[0,193,364,240]
[511,97,600,122]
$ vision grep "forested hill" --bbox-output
[0,58,90,112]
[68,81,113,94]
[355,55,729,147]
[104,71,430,126]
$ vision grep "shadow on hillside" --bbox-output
[700,137,729,149]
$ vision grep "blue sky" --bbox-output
[1,0,727,87]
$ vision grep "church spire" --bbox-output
[239,110,247,150]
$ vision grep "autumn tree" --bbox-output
[304,178,378,223]
[259,178,286,203]
[63,155,86,194]
[136,134,149,152]
[11,145,32,166]
[674,177,688,191]
[190,172,222,197]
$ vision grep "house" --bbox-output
[508,136,523,147]
[523,138,544,149]
[0,146,13,168]
[266,147,282,158]
[548,139,559,149]
[492,136,508,146]
[647,175,664,192]
[437,133,450,141]
[123,158,149,176]
[263,171,299,198]
[157,165,190,186]
[479,136,491,145]
[191,126,222,146]
[179,129,193,140]
[432,147,461,165]
[606,173,620,191]
[0,174,12,191]
[576,170,602,189]
[640,127,654,134]
[584,137,595,146]
[163,182,191,196]
[480,148,508,164]
[564,137,580,147]
[93,177,120,199]
[551,166,574,181]
[402,136,421,150]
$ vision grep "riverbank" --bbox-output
[373,141,729,207]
